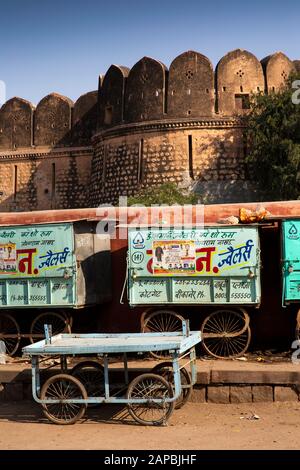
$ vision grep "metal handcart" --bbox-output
[22,321,201,426]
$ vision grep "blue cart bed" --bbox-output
[22,331,201,356]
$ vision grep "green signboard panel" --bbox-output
[128,226,261,306]
[0,223,76,307]
[282,219,300,303]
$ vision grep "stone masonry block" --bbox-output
[252,386,273,402]
[230,386,252,403]
[189,386,206,403]
[196,370,210,385]
[274,386,299,402]
[207,386,230,404]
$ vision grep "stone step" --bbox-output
[1,358,300,403]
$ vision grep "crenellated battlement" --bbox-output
[0,49,297,151]
[97,49,297,128]
[0,91,98,151]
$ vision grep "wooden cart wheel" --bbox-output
[201,309,251,359]
[60,311,74,328]
[71,361,104,407]
[151,361,192,409]
[41,373,87,425]
[140,308,154,329]
[0,313,21,356]
[29,312,71,344]
[126,373,174,426]
[141,310,185,359]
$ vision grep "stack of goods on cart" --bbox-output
[239,207,270,223]
[218,207,270,225]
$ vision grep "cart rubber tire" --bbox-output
[41,373,87,425]
[141,310,185,360]
[29,312,71,344]
[126,373,174,426]
[0,312,21,356]
[71,361,104,407]
[151,361,192,409]
[201,309,251,359]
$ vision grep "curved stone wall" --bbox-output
[90,118,246,205]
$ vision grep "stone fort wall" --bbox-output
[0,49,298,211]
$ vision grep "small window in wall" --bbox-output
[104,106,113,125]
[13,165,17,201]
[51,163,56,200]
[235,94,250,110]
[188,135,194,179]
[185,70,194,79]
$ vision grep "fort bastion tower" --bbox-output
[0,50,298,211]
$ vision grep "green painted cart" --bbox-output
[0,221,111,355]
[127,225,261,359]
[281,219,300,340]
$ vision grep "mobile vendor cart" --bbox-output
[22,321,201,426]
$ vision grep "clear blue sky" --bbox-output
[1,0,300,105]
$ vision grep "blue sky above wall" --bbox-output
[1,0,299,104]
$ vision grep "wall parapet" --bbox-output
[0,49,297,153]
[92,116,245,142]
[0,146,93,161]
[0,92,98,151]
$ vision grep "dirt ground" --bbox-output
[1,400,300,450]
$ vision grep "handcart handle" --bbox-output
[44,324,53,344]
[182,319,190,337]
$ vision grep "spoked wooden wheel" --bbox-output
[141,310,185,359]
[71,361,104,407]
[151,361,192,409]
[0,313,21,356]
[201,309,251,359]
[60,311,74,328]
[29,312,71,344]
[40,374,87,425]
[127,373,174,426]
